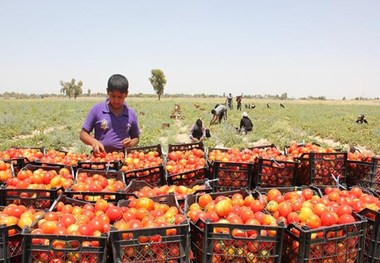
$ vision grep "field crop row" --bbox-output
[0,97,379,154]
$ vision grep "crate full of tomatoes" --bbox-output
[346,148,376,187]
[0,164,73,209]
[368,156,380,194]
[121,144,166,187]
[259,186,369,263]
[0,147,45,175]
[22,194,110,263]
[64,168,130,203]
[316,186,380,263]
[165,142,208,186]
[110,194,190,262]
[253,157,299,188]
[286,142,348,186]
[77,151,125,171]
[0,204,43,262]
[207,148,254,192]
[186,189,285,263]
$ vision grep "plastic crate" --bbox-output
[168,142,205,153]
[110,194,190,263]
[22,227,109,263]
[295,152,348,186]
[253,157,299,188]
[186,190,285,263]
[64,168,130,203]
[347,159,372,187]
[124,165,166,187]
[0,217,23,262]
[0,163,68,209]
[359,208,380,262]
[166,167,209,186]
[125,144,163,156]
[208,160,253,192]
[368,157,380,193]
[282,213,366,263]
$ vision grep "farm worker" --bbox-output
[189,118,207,142]
[210,104,227,125]
[239,112,253,134]
[80,74,140,154]
[236,96,242,111]
[226,93,233,110]
[356,114,368,124]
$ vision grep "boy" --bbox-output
[80,74,140,154]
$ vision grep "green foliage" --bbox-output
[148,69,167,100]
[59,78,83,99]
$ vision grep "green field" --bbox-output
[1,97,379,154]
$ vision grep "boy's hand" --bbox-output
[92,140,105,155]
[122,137,132,148]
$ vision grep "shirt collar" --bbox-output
[102,98,129,116]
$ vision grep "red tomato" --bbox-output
[78,224,94,236]
[336,204,353,217]
[338,214,356,224]
[105,206,123,223]
[320,211,338,226]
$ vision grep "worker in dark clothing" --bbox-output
[239,112,253,134]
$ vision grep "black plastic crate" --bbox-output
[295,152,348,186]
[0,164,67,209]
[166,167,209,186]
[0,218,23,262]
[369,157,380,193]
[186,189,285,263]
[125,144,163,156]
[359,208,380,262]
[77,160,123,171]
[282,213,366,263]
[110,194,190,263]
[124,165,166,187]
[22,227,109,263]
[168,142,205,153]
[347,159,373,188]
[253,158,299,188]
[208,160,253,192]
[64,168,130,203]
[0,186,63,210]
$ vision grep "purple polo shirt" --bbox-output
[82,99,140,152]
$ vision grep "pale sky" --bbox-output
[1,1,379,99]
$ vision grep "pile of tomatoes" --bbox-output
[78,151,125,170]
[165,148,207,186]
[38,149,88,167]
[0,147,44,162]
[122,150,163,172]
[67,171,125,202]
[0,160,13,183]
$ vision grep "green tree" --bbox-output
[149,69,167,100]
[59,78,83,99]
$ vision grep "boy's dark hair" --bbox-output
[211,109,216,114]
[107,74,129,94]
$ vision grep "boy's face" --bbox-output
[108,90,127,109]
